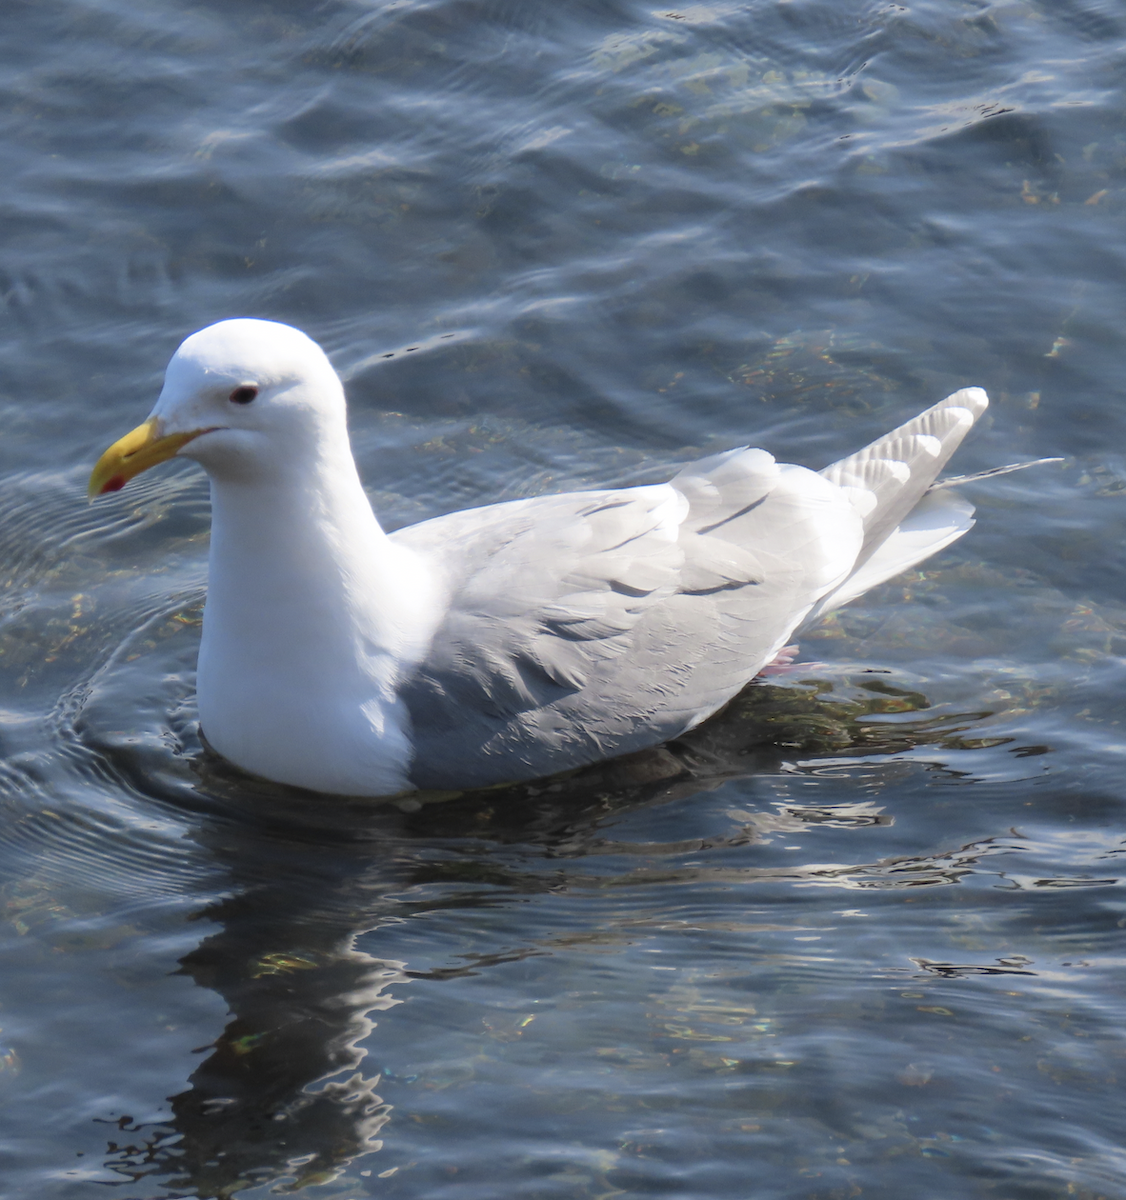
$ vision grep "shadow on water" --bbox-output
[95,674,1012,1198]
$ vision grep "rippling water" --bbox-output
[1,1,1125,1197]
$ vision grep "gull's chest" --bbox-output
[195,615,417,796]
[192,538,439,796]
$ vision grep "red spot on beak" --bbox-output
[101,475,126,493]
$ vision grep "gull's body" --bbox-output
[92,319,991,797]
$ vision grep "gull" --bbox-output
[89,319,1022,797]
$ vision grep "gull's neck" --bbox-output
[195,434,438,795]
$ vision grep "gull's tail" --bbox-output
[804,388,991,623]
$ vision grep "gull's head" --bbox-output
[89,319,347,497]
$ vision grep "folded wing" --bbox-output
[393,388,989,789]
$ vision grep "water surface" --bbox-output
[1,1,1125,1197]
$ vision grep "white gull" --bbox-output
[90,318,1001,797]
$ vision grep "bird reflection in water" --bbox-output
[99,673,1011,1196]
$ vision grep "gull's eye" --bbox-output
[229,384,259,404]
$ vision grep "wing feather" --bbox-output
[820,387,987,566]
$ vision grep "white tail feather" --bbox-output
[801,489,975,626]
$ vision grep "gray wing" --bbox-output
[392,388,989,790]
[391,452,864,790]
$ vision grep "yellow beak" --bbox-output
[88,417,209,498]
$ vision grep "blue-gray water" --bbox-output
[1,1,1125,1197]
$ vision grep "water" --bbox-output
[1,0,1125,1196]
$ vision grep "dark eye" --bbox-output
[229,384,259,404]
